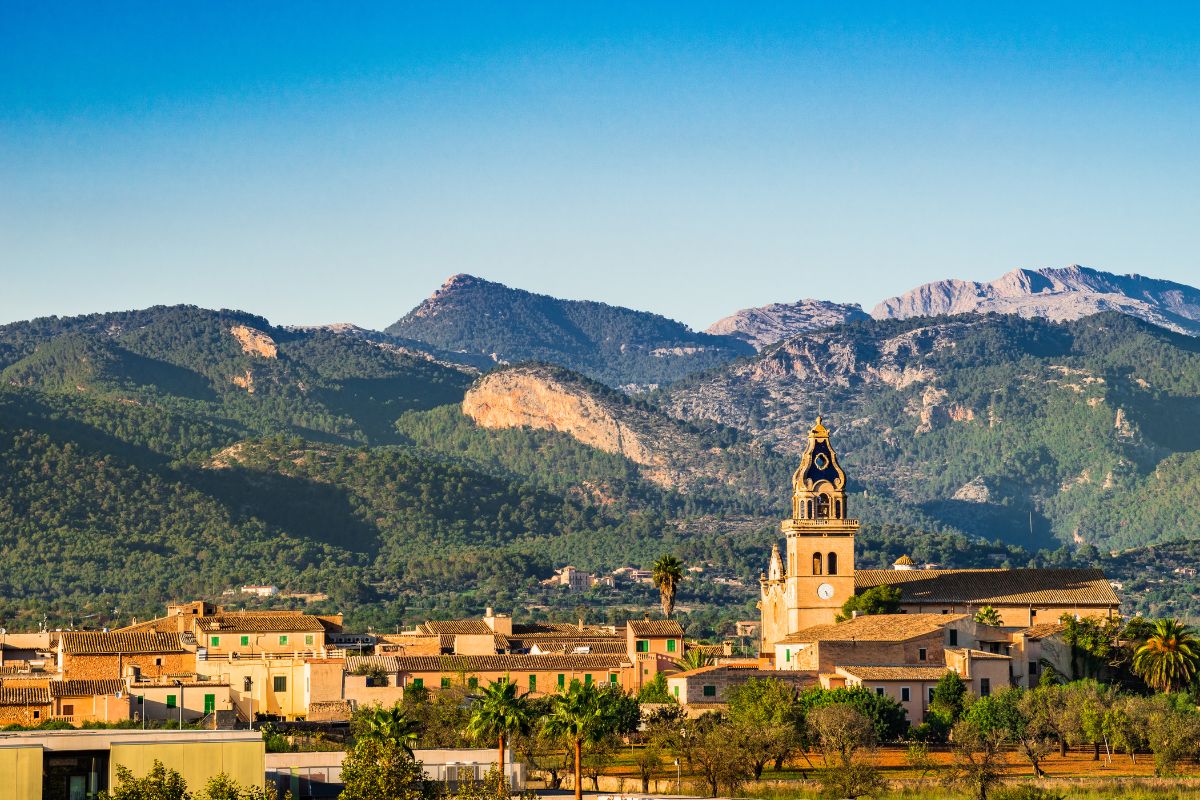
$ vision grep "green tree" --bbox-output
[1132,618,1200,692]
[726,678,801,777]
[542,680,613,800]
[836,585,901,622]
[652,554,685,618]
[353,703,421,756]
[947,717,1008,800]
[677,647,711,671]
[806,704,886,799]
[338,739,428,800]
[200,774,274,800]
[974,606,1003,626]
[677,713,754,797]
[636,672,674,704]
[100,761,191,800]
[466,680,532,791]
[930,670,968,723]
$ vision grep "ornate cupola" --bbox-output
[790,416,848,521]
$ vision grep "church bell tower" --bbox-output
[759,417,859,652]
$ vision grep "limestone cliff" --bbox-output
[706,299,870,350]
[462,364,764,493]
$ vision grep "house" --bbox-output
[128,677,233,724]
[773,614,974,673]
[666,662,814,709]
[626,619,685,690]
[49,679,131,724]
[0,685,52,726]
[57,632,195,681]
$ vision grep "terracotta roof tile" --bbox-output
[1017,622,1069,641]
[50,679,127,697]
[60,632,186,655]
[947,648,1012,661]
[419,620,494,636]
[346,653,630,674]
[838,665,950,681]
[781,614,967,644]
[855,568,1120,606]
[0,686,50,705]
[196,614,325,634]
[529,641,629,655]
[628,620,685,637]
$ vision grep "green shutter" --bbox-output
[412,678,424,689]
[785,648,791,662]
[703,685,716,697]
[279,635,288,646]
[666,639,676,653]
[240,635,249,647]
[557,673,565,689]
[609,673,618,685]
[273,676,287,692]
[204,694,215,715]
[166,695,176,708]
[529,675,537,692]
[211,636,220,647]
[468,677,479,690]
[441,677,451,689]
[305,634,314,645]
[584,674,592,685]
[673,686,679,698]
[637,640,649,653]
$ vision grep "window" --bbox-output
[468,677,478,690]
[136,695,144,706]
[412,678,424,689]
[918,648,927,662]
[441,677,452,689]
[557,674,565,690]
[636,640,649,653]
[1029,661,1038,676]
[273,676,287,693]
[62,703,75,716]
[980,678,991,697]
[666,639,676,653]
[584,674,592,686]
[211,636,220,647]
[154,658,162,667]
[279,635,289,646]
[785,648,791,662]
[875,687,884,696]
[812,552,823,575]
[305,634,314,646]
[949,629,958,646]
[673,686,679,698]
[32,711,39,720]
[204,694,215,715]
[827,552,838,575]
[1031,609,1038,619]
[240,635,249,647]
[529,675,537,693]
[928,687,936,704]
[609,673,618,685]
[901,687,910,702]
[166,695,177,709]
[498,676,508,685]
[702,685,716,697]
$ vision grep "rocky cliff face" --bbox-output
[873,265,1200,335]
[462,364,766,493]
[705,299,870,350]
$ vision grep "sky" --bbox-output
[2,3,1198,331]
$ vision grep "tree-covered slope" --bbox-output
[385,274,754,387]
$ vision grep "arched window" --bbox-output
[806,499,813,519]
[834,499,842,519]
[827,552,838,575]
[812,552,823,575]
[815,494,830,519]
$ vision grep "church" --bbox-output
[759,417,1120,655]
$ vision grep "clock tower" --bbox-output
[759,416,859,653]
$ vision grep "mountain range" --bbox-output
[2,263,1200,632]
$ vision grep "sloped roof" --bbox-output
[667,661,762,680]
[346,653,630,674]
[196,614,325,634]
[529,641,629,655]
[781,613,967,644]
[1017,622,1069,641]
[419,620,494,636]
[855,568,1119,606]
[0,686,50,705]
[838,665,949,681]
[628,620,685,637]
[60,631,186,655]
[947,648,1012,661]
[50,679,127,697]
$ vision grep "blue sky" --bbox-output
[2,3,1198,330]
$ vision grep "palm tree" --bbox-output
[359,703,420,756]
[678,646,711,671]
[974,606,1003,627]
[652,554,685,618]
[1133,618,1200,693]
[467,679,532,791]
[543,680,608,800]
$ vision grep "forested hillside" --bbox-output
[2,304,1200,633]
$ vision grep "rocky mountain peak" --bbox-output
[872,265,1200,335]
[705,299,870,350]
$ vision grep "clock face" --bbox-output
[817,583,835,600]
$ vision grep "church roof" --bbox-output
[780,613,967,644]
[855,568,1120,607]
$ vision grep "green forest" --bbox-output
[1,305,1198,633]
